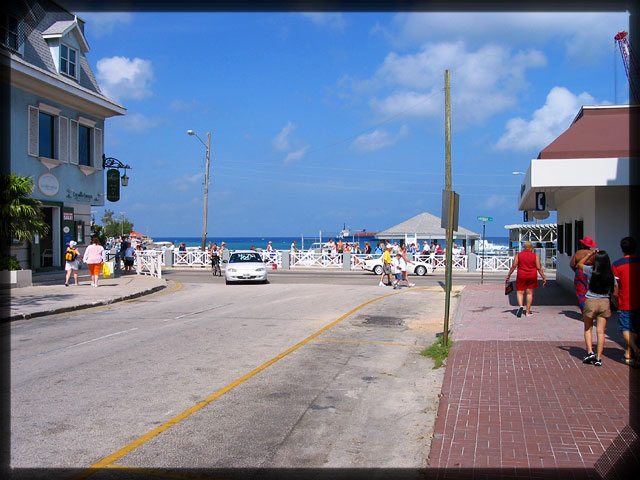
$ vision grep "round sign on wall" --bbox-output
[63,226,70,233]
[37,172,59,197]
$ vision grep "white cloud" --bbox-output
[495,86,596,152]
[272,121,297,151]
[171,172,204,192]
[112,112,167,134]
[384,12,628,64]
[359,41,546,126]
[169,99,197,111]
[284,146,311,164]
[77,12,133,38]
[96,56,154,102]
[300,13,346,31]
[484,194,508,210]
[351,125,409,152]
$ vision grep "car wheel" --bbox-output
[373,265,383,275]
[415,265,427,276]
[225,279,230,285]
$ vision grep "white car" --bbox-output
[362,255,434,276]
[225,251,268,284]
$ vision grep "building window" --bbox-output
[38,112,55,158]
[60,44,77,77]
[0,14,19,51]
[78,124,91,166]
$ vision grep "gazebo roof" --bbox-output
[376,211,480,240]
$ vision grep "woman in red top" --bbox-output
[506,241,547,318]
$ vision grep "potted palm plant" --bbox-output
[0,174,49,287]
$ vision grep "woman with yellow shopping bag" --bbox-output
[83,236,106,288]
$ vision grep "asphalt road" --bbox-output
[10,274,469,475]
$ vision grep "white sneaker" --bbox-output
[409,283,415,287]
[379,281,385,287]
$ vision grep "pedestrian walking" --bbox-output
[612,237,640,366]
[82,236,106,288]
[379,244,393,286]
[64,240,80,286]
[124,242,136,274]
[570,236,597,313]
[392,253,403,289]
[210,243,221,276]
[505,241,547,318]
[577,249,616,367]
[401,244,415,287]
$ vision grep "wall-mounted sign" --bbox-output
[63,212,74,221]
[37,172,59,197]
[535,192,546,211]
[106,168,120,202]
[63,226,70,233]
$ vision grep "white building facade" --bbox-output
[517,105,638,291]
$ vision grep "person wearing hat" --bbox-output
[64,240,81,286]
[506,241,547,317]
[570,236,598,313]
[379,244,393,287]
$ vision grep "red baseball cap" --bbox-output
[581,236,597,248]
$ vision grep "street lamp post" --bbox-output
[120,211,126,238]
[187,130,211,251]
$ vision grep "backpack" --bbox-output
[65,248,77,262]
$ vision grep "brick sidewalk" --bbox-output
[427,282,639,479]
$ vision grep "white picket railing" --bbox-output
[476,255,513,271]
[155,249,515,273]
[290,251,343,268]
[135,250,163,278]
[414,254,468,270]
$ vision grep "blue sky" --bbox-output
[78,11,630,238]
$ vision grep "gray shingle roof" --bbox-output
[42,20,75,36]
[376,211,480,240]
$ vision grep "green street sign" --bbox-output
[477,216,493,222]
[106,168,120,202]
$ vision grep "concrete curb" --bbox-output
[4,283,167,322]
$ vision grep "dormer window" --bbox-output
[60,44,77,77]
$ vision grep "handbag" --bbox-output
[102,262,111,278]
[504,281,514,295]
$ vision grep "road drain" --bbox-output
[363,315,404,326]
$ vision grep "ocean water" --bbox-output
[152,235,510,251]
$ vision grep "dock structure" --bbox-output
[375,211,480,249]
[505,223,557,249]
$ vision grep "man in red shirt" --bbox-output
[612,236,640,365]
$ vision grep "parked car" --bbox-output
[361,256,434,276]
[225,251,268,284]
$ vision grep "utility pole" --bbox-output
[443,69,454,347]
[201,132,211,252]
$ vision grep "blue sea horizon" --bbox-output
[152,235,510,251]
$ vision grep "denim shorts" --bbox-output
[395,273,402,280]
[618,309,639,334]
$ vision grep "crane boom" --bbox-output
[615,30,639,103]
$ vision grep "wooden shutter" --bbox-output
[574,220,584,253]
[564,222,573,257]
[94,128,103,168]
[59,116,68,163]
[557,224,564,254]
[28,106,38,156]
[69,119,78,164]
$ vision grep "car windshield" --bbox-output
[229,252,263,263]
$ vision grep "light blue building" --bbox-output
[2,0,126,271]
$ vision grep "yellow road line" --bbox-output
[314,338,425,349]
[103,464,222,480]
[72,288,410,480]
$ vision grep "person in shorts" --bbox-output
[612,236,640,365]
[64,240,80,286]
[392,253,403,289]
[379,244,393,287]
[577,250,616,367]
[124,242,136,273]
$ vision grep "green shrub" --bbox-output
[0,254,21,271]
